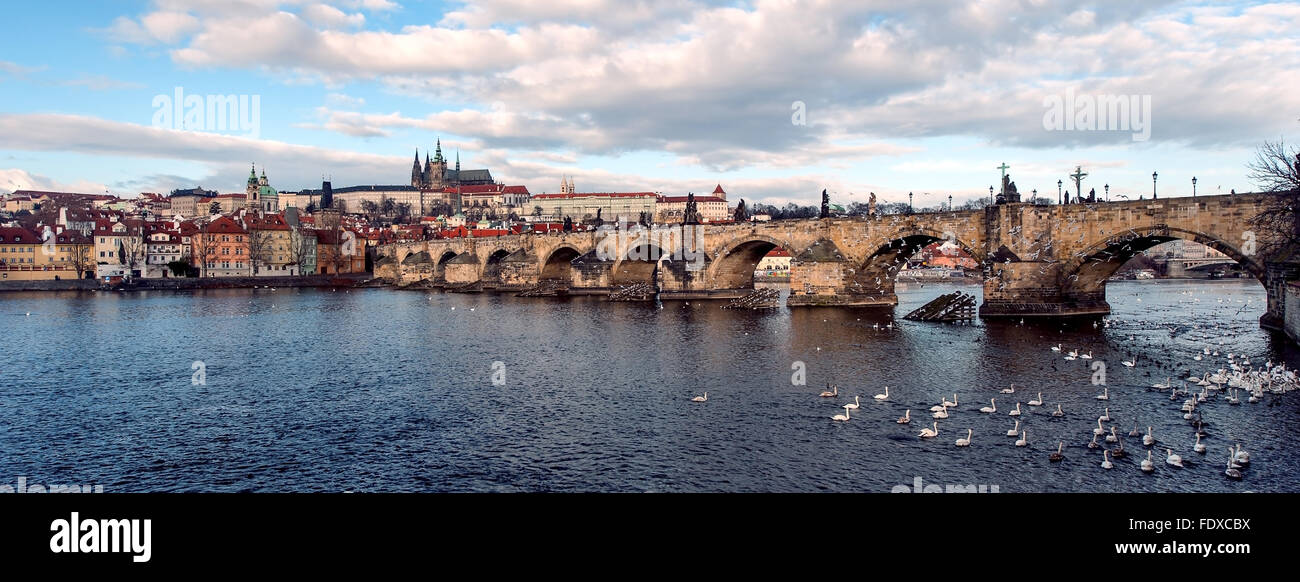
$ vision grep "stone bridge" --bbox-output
[376,193,1286,321]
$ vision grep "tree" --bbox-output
[381,196,397,217]
[68,243,93,279]
[191,221,215,276]
[287,227,314,275]
[246,227,273,275]
[532,206,543,219]
[118,224,146,278]
[396,202,413,222]
[360,200,379,222]
[1246,139,1300,257]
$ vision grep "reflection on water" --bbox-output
[0,279,1296,492]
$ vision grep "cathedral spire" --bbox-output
[434,138,443,163]
[456,150,460,172]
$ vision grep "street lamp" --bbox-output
[1105,183,1109,202]
[909,191,913,213]
[1057,179,1063,204]
[948,194,952,210]
[1152,171,1158,199]
[1032,189,1037,204]
[990,185,995,205]
[1192,176,1197,198]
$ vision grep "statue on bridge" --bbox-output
[820,189,830,219]
[733,198,747,222]
[1088,188,1096,203]
[683,193,702,225]
[868,192,877,217]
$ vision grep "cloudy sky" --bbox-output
[1,0,1297,209]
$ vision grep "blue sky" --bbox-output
[1,1,1297,208]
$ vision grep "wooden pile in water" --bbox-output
[517,280,567,297]
[904,291,977,321]
[723,288,781,310]
[609,282,656,301]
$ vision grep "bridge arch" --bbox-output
[610,241,670,286]
[540,244,583,281]
[705,234,798,290]
[852,228,983,295]
[1061,225,1265,301]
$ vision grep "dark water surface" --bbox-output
[1,279,1296,492]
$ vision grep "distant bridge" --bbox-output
[376,193,1292,324]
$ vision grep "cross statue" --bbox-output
[997,162,1010,195]
[1069,165,1088,203]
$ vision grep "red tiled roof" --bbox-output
[713,184,726,195]
[531,192,655,200]
[0,226,37,243]
[206,216,247,235]
[764,247,791,258]
[656,195,726,203]
[245,213,290,231]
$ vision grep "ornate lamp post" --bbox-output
[989,185,995,205]
[1057,179,1063,204]
[1105,183,1109,202]
[1032,189,1037,204]
[908,191,914,213]
[1192,176,1197,198]
[948,194,952,211]
[1152,171,1158,199]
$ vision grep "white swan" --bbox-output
[1008,402,1021,417]
[919,421,938,438]
[1050,344,1061,352]
[1028,392,1043,406]
[1194,433,1206,454]
[1225,456,1242,480]
[1080,351,1093,360]
[1095,387,1109,400]
[1007,420,1020,437]
[979,398,996,413]
[1106,426,1118,443]
[1233,444,1250,465]
[942,394,957,408]
[1102,449,1114,469]
[1143,426,1155,447]
[1166,448,1183,468]
[844,395,861,410]
[832,406,851,422]
[1099,407,1111,422]
[932,406,949,419]
[1088,434,1100,449]
[1122,356,1137,368]
[1049,441,1064,462]
[818,385,838,398]
[1000,383,1015,394]
[1129,423,1141,437]
[897,409,911,424]
[691,392,707,402]
[956,429,972,447]
[1015,430,1028,447]
[929,402,946,412]
[874,386,889,401]
[1052,404,1064,417]
[1141,450,1155,472]
[1093,418,1105,436]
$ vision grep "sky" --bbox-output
[0,0,1297,210]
